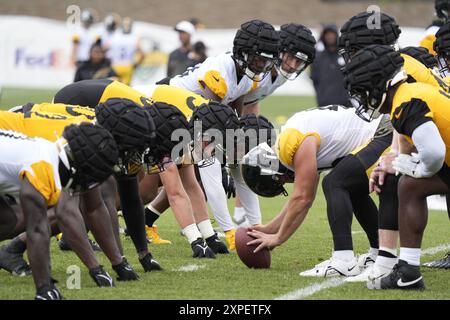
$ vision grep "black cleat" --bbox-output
[205,233,229,254]
[367,259,425,290]
[89,265,115,287]
[139,252,163,272]
[0,245,31,276]
[423,251,450,269]
[191,238,216,259]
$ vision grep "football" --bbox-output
[235,228,271,269]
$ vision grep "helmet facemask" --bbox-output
[277,51,309,80]
[238,51,276,81]
[438,51,450,77]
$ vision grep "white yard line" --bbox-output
[275,243,450,300]
[173,264,207,272]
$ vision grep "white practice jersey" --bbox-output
[72,26,98,62]
[244,72,287,105]
[108,32,139,66]
[276,106,382,171]
[0,130,61,206]
[169,52,257,105]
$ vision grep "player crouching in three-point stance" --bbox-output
[342,45,450,290]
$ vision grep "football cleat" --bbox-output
[0,245,31,276]
[191,238,216,258]
[206,233,229,254]
[89,265,115,287]
[423,251,450,269]
[225,229,236,251]
[367,260,425,290]
[345,262,392,283]
[146,225,172,244]
[139,252,163,272]
[299,257,361,277]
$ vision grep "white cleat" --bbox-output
[300,257,361,278]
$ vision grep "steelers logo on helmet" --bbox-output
[188,101,239,167]
[144,102,189,173]
[436,0,450,20]
[434,22,450,76]
[338,11,401,64]
[60,123,119,194]
[233,20,280,81]
[278,23,316,80]
[343,45,406,122]
[95,98,156,176]
[241,142,292,198]
[399,46,438,69]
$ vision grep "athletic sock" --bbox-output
[197,219,215,239]
[369,247,379,258]
[182,224,203,244]
[145,204,161,227]
[399,247,421,266]
[332,250,355,262]
[233,207,246,222]
[376,247,398,269]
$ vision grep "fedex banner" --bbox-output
[0,15,427,94]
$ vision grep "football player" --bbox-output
[156,20,279,250]
[0,123,118,299]
[343,45,450,289]
[240,104,390,278]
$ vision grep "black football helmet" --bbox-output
[342,45,406,122]
[436,0,450,20]
[233,20,280,81]
[338,11,401,64]
[434,22,450,76]
[277,23,316,80]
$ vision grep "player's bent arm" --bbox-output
[159,162,194,228]
[242,101,260,116]
[198,81,222,102]
[20,177,52,290]
[275,136,319,245]
[410,121,446,177]
[229,96,245,116]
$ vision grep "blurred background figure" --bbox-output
[108,17,144,85]
[74,42,117,82]
[101,13,121,56]
[167,20,196,77]
[190,41,208,64]
[310,23,349,107]
[70,8,99,67]
[189,17,205,31]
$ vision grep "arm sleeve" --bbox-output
[411,121,446,177]
[115,175,148,253]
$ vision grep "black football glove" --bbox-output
[35,284,63,300]
[139,252,163,272]
[205,233,229,254]
[89,265,115,287]
[222,166,236,199]
[112,258,140,281]
[191,238,216,258]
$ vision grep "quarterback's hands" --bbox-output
[369,152,397,193]
[392,153,424,178]
[222,167,236,198]
[246,229,281,253]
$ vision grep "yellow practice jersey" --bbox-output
[0,107,91,142]
[390,82,450,166]
[55,80,209,120]
[402,53,440,88]
[419,25,441,56]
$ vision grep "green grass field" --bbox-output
[0,88,449,300]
